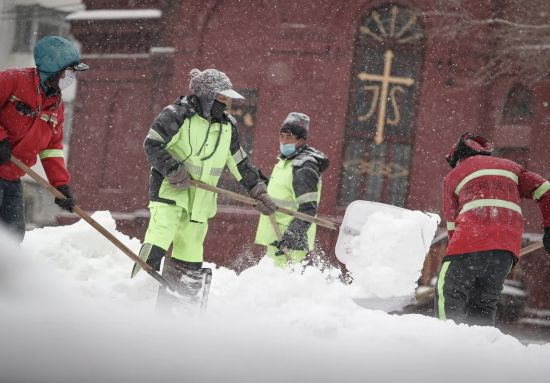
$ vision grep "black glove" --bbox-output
[0,139,11,164]
[166,163,191,189]
[249,182,277,215]
[271,219,310,256]
[544,227,550,253]
[54,185,76,212]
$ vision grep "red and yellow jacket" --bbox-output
[0,68,69,187]
[443,155,550,258]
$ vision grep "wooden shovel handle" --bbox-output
[10,156,171,288]
[519,241,543,257]
[188,179,339,231]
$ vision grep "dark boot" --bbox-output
[156,257,209,313]
[130,244,165,278]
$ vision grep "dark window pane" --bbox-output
[339,138,366,205]
[364,142,387,202]
[502,83,533,124]
[387,143,412,206]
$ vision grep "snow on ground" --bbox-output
[1,211,549,383]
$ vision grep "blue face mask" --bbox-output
[280,143,296,157]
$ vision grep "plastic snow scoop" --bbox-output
[335,200,439,311]
[188,179,339,231]
[334,200,437,263]
[10,155,173,290]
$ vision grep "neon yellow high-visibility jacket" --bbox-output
[143,95,263,222]
[255,145,329,250]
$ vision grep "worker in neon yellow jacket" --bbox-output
[133,68,276,306]
[255,112,329,267]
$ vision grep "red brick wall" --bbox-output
[68,0,550,303]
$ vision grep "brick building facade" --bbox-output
[66,0,550,321]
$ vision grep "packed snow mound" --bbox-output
[1,212,549,383]
[21,211,157,304]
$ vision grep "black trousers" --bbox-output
[0,178,25,242]
[434,250,514,326]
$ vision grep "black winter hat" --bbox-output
[446,132,494,168]
[280,112,310,139]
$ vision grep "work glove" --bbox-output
[271,219,310,256]
[543,227,550,253]
[54,185,76,212]
[249,182,277,216]
[131,244,166,278]
[166,163,191,189]
[0,139,11,164]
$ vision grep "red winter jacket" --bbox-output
[0,68,69,187]
[443,155,550,258]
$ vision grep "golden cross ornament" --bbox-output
[357,50,415,144]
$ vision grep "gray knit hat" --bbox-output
[280,112,310,139]
[188,68,244,100]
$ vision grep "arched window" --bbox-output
[493,83,533,167]
[339,4,425,207]
[502,83,533,124]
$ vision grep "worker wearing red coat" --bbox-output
[435,132,550,326]
[0,36,88,240]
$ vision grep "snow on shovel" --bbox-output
[335,200,440,312]
[9,155,174,291]
[337,199,545,307]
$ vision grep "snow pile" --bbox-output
[1,212,549,383]
[336,201,439,302]
[21,211,157,304]
[349,210,438,297]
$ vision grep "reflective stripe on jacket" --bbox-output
[443,155,550,257]
[255,150,324,249]
[154,113,239,222]
[0,68,69,186]
[144,96,267,221]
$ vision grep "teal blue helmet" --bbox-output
[34,36,88,90]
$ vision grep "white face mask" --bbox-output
[58,70,76,90]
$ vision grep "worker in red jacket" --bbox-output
[436,132,550,326]
[0,36,88,240]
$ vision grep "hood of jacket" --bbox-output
[284,144,329,173]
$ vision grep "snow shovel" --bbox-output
[334,199,545,263]
[9,155,173,290]
[189,179,325,264]
[334,199,546,303]
[333,200,438,263]
[188,179,339,231]
[334,200,442,311]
